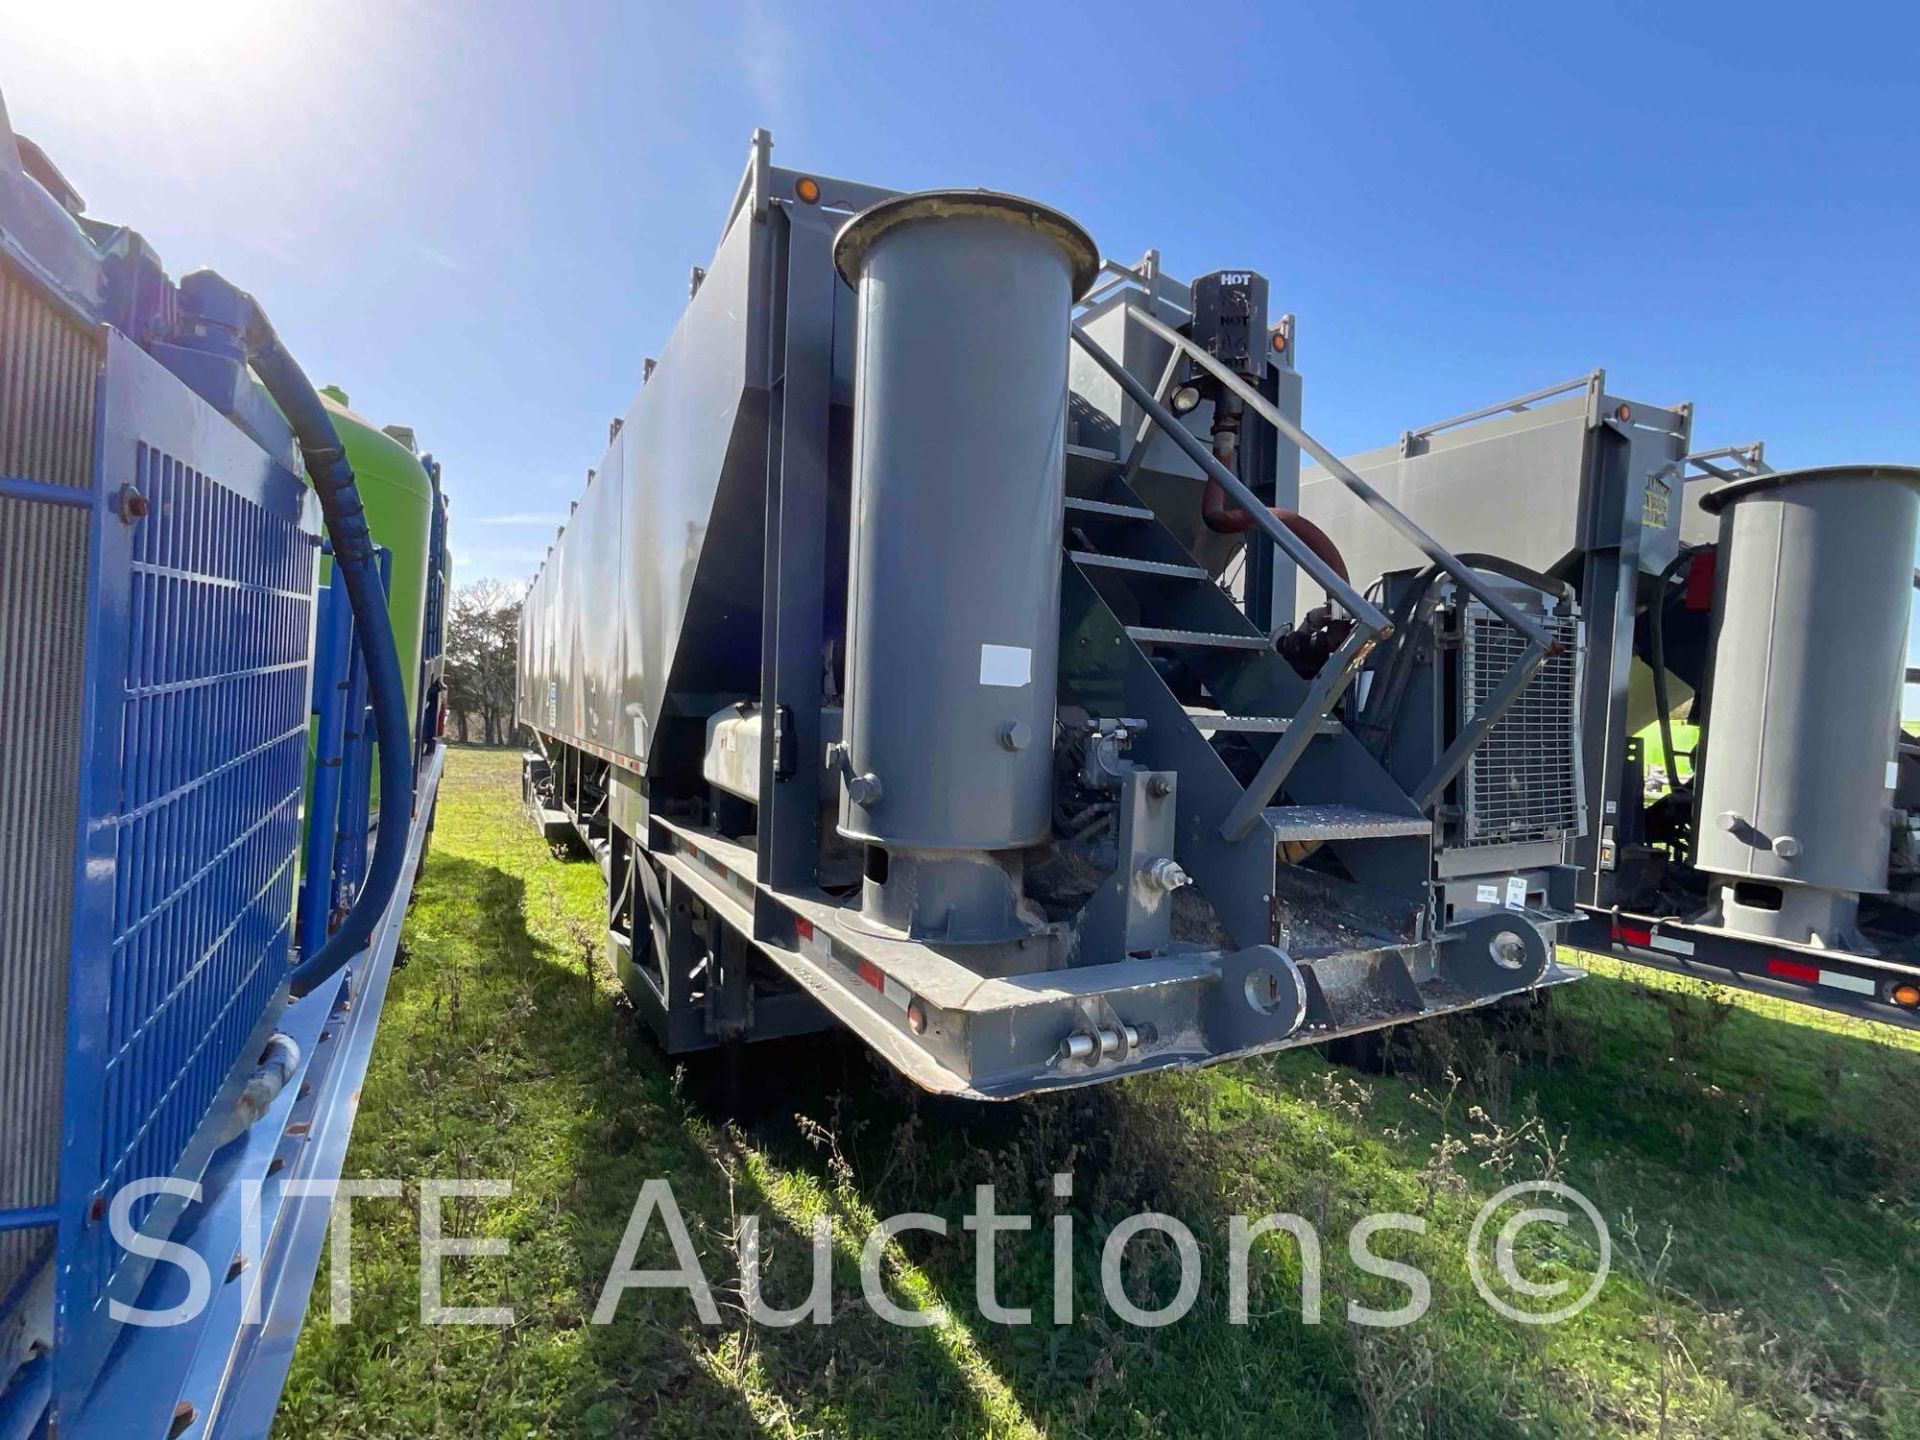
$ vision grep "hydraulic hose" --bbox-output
[181,271,415,1000]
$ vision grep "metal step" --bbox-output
[1185,709,1344,735]
[1126,626,1270,651]
[1069,551,1209,580]
[1262,804,1432,843]
[1065,496,1156,521]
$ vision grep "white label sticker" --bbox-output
[1889,761,1901,790]
[1476,883,1500,905]
[1649,932,1695,956]
[979,643,1032,688]
[1504,876,1528,910]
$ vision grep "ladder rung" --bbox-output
[1185,710,1342,735]
[1065,496,1155,521]
[1069,551,1208,580]
[1126,626,1269,651]
[1262,804,1432,843]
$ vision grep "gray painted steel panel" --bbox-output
[1296,392,1690,614]
[574,439,625,749]
[1694,466,1920,897]
[834,195,1088,850]
[520,195,769,764]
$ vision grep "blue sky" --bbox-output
[3,0,1916,590]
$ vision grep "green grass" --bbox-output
[1638,721,1699,789]
[278,747,1920,1438]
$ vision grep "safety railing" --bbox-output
[1682,441,1769,483]
[1077,250,1168,314]
[1072,303,1560,840]
[1399,371,1603,449]
[1071,324,1389,841]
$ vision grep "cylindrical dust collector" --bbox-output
[1694,464,1920,949]
[832,190,1097,941]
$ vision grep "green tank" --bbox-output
[315,385,434,748]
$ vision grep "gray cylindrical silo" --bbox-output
[832,190,1097,940]
[1694,464,1920,949]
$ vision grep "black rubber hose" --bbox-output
[192,275,415,999]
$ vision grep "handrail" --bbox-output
[1218,626,1380,842]
[1119,344,1184,489]
[1683,441,1769,484]
[1077,251,1164,312]
[1401,372,1602,445]
[1126,306,1558,656]
[1070,325,1393,636]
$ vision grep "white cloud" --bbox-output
[416,242,469,273]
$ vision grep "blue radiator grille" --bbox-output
[95,444,313,1229]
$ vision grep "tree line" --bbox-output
[443,579,522,745]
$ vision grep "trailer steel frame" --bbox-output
[517,132,1585,1099]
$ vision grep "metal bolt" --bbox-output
[1147,775,1172,798]
[117,485,150,522]
[998,719,1032,752]
[1140,857,1190,892]
[1772,834,1802,858]
[1489,931,1528,970]
[846,772,883,806]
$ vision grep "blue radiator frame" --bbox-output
[0,332,444,1435]
[58,749,444,1440]
[1,99,449,1437]
[49,330,323,1422]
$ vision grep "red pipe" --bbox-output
[1199,474,1350,584]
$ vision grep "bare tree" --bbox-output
[444,579,522,745]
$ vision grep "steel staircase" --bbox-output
[1059,453,1434,951]
[1060,306,1558,962]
